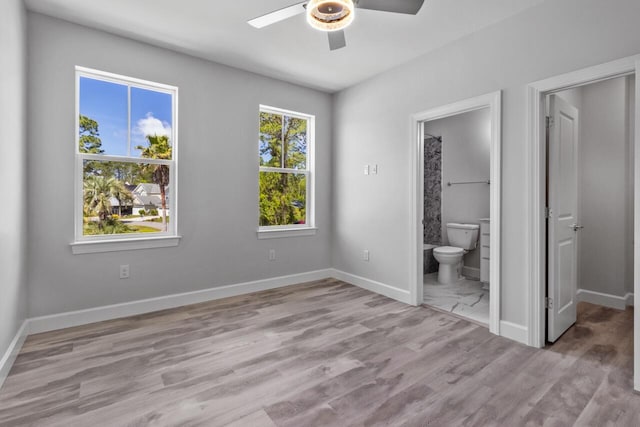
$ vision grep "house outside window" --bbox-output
[74,67,178,250]
[258,105,315,238]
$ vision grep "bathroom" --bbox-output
[422,107,491,326]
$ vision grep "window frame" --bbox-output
[258,105,316,238]
[72,66,180,252]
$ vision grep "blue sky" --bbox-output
[79,77,173,157]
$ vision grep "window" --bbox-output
[258,105,315,237]
[73,67,178,252]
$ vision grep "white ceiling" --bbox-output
[25,0,545,92]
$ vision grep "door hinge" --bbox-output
[544,207,552,219]
[545,297,553,309]
[546,116,554,128]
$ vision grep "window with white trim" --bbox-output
[258,106,315,235]
[75,67,178,244]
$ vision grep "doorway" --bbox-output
[527,55,640,391]
[410,92,501,335]
[422,108,491,326]
[546,76,635,343]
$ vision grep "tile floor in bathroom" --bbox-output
[423,273,489,326]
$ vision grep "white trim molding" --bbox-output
[71,235,181,254]
[410,91,502,336]
[526,54,640,392]
[576,289,634,311]
[29,269,333,334]
[526,55,640,348]
[577,289,633,310]
[331,269,412,305]
[74,67,180,249]
[499,321,528,345]
[257,227,318,239]
[23,268,411,336]
[0,321,30,390]
[258,105,316,235]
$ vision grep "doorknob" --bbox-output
[569,224,584,231]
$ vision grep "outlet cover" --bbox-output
[363,250,370,261]
[269,249,276,261]
[120,264,130,279]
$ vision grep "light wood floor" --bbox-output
[0,279,637,426]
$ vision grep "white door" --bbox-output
[547,94,581,343]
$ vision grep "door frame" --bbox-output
[410,91,502,335]
[526,55,640,390]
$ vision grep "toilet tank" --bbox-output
[446,223,480,250]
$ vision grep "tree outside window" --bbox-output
[76,68,177,240]
[258,107,314,229]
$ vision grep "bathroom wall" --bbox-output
[423,136,442,246]
[423,108,491,272]
[560,76,635,301]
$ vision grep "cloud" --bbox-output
[134,113,172,138]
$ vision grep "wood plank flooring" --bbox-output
[0,279,638,426]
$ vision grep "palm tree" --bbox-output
[112,184,133,217]
[136,135,171,231]
[83,176,130,228]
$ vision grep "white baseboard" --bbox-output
[499,320,528,345]
[626,293,634,307]
[29,269,333,334]
[4,268,412,386]
[330,269,412,304]
[462,266,480,280]
[0,321,30,390]
[576,289,634,311]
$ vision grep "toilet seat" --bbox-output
[433,246,464,255]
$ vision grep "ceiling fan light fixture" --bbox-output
[306,0,355,32]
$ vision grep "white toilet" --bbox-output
[433,223,480,284]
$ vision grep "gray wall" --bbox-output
[0,0,28,355]
[423,109,491,270]
[27,13,333,317]
[332,0,640,327]
[564,76,635,299]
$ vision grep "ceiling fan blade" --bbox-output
[355,0,425,14]
[328,31,347,51]
[248,2,307,29]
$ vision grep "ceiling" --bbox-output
[24,0,545,92]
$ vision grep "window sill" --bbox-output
[71,235,182,254]
[257,227,318,240]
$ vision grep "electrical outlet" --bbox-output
[363,250,370,262]
[364,165,370,175]
[371,164,378,175]
[120,264,130,279]
[269,249,276,261]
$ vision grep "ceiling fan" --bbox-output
[248,0,425,51]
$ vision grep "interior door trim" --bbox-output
[525,54,639,391]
